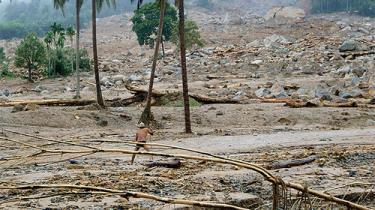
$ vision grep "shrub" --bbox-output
[44,48,91,77]
[171,20,204,50]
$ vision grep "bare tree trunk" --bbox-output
[92,0,105,107]
[28,64,33,83]
[75,0,81,99]
[178,0,192,133]
[161,38,165,58]
[140,0,166,125]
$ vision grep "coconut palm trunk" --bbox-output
[92,0,105,107]
[177,0,192,133]
[75,0,81,99]
[139,0,166,125]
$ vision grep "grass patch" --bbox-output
[160,94,202,107]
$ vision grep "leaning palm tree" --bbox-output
[135,0,192,132]
[138,0,167,125]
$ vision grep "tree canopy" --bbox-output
[131,2,177,47]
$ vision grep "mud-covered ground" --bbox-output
[1,4,375,210]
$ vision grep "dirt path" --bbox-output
[159,128,375,154]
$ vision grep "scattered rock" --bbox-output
[216,111,224,116]
[255,88,271,98]
[97,119,108,127]
[270,82,288,98]
[265,6,306,22]
[11,104,26,113]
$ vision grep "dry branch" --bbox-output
[0,184,248,210]
[0,135,372,210]
[0,99,96,107]
[268,156,316,170]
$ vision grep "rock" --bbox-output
[100,76,111,85]
[352,67,367,77]
[12,104,26,113]
[208,106,216,111]
[251,60,263,65]
[369,98,375,105]
[335,65,352,77]
[112,74,126,82]
[263,34,291,48]
[339,88,363,99]
[265,6,306,22]
[270,83,287,98]
[128,74,142,82]
[34,85,46,93]
[255,88,271,98]
[102,64,110,72]
[216,111,224,116]
[64,86,72,92]
[339,40,368,52]
[3,89,10,97]
[41,90,49,95]
[97,119,108,127]
[246,39,262,48]
[24,104,39,111]
[315,86,332,101]
[115,80,123,86]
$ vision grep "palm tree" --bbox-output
[139,0,167,125]
[176,0,192,133]
[92,0,105,107]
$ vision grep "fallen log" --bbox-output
[268,155,317,170]
[0,99,96,107]
[322,101,358,108]
[125,84,240,104]
[285,100,320,108]
[145,159,182,168]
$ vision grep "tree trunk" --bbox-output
[178,0,192,133]
[75,0,81,99]
[27,63,33,83]
[92,0,105,107]
[139,0,166,125]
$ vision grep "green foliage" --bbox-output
[44,48,91,77]
[131,2,178,47]
[311,0,375,17]
[160,95,202,107]
[43,23,90,77]
[0,47,5,62]
[0,62,14,79]
[0,48,14,79]
[0,0,135,39]
[14,33,46,81]
[171,20,204,50]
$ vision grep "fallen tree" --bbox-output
[125,84,240,104]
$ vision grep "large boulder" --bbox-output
[265,6,306,22]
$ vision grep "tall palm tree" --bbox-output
[92,0,105,107]
[176,0,191,133]
[139,0,167,125]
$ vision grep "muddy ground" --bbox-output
[0,5,375,210]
